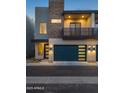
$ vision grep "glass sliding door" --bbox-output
[70,22,81,36]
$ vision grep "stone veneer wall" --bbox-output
[48,0,64,38]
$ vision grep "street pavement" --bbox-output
[27,77,97,84]
[26,65,98,93]
[26,84,98,93]
[26,66,98,76]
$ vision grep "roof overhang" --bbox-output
[32,39,48,42]
[63,10,98,14]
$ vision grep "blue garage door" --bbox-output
[54,45,86,61]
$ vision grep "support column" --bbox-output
[87,45,96,62]
[35,43,38,59]
[49,41,54,62]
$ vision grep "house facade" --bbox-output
[33,0,98,62]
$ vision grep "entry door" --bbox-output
[70,22,81,36]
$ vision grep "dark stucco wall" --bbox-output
[26,16,35,58]
[35,7,48,40]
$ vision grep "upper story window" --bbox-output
[39,23,47,34]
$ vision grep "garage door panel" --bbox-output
[54,45,78,61]
[54,45,86,61]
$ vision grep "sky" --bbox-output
[26,0,98,19]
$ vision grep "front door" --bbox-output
[70,22,81,36]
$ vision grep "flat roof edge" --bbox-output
[35,7,48,9]
[64,10,98,14]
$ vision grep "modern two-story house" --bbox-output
[33,0,98,62]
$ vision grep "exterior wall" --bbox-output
[34,0,98,61]
[48,0,64,38]
[49,39,98,62]
[35,7,49,59]
[91,13,95,27]
[35,7,48,40]
[26,16,35,58]
[95,13,98,27]
[87,46,96,62]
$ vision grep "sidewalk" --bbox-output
[26,61,98,66]
[27,76,98,84]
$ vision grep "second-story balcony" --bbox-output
[62,27,98,40]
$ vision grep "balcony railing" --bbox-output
[62,27,98,40]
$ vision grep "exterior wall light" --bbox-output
[88,50,91,53]
[88,46,91,50]
[88,45,96,53]
[88,46,91,51]
[93,46,96,48]
[92,46,96,52]
[82,16,84,18]
[92,50,96,53]
[88,46,91,48]
[49,44,53,51]
[49,44,53,48]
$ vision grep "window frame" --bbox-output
[39,23,47,34]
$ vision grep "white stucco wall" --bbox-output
[91,13,95,27]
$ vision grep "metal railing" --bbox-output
[62,27,98,39]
